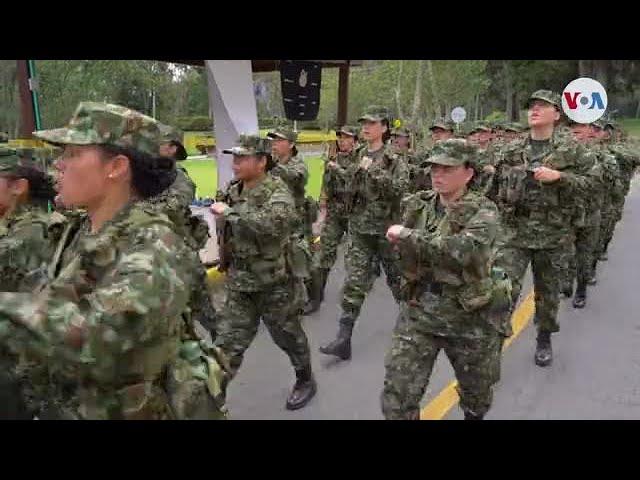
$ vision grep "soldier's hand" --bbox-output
[483,165,496,174]
[211,202,228,215]
[359,156,373,171]
[533,166,562,183]
[386,225,405,243]
[327,161,338,170]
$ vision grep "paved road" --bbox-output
[222,178,640,420]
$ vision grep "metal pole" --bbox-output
[337,62,350,126]
[27,60,42,130]
[16,60,36,138]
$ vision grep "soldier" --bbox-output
[468,123,498,194]
[0,147,58,419]
[429,121,455,143]
[390,126,412,154]
[381,139,511,420]
[320,106,409,361]
[211,134,317,411]
[147,125,219,335]
[308,125,360,314]
[266,127,319,316]
[503,123,525,143]
[488,90,595,367]
[563,120,606,308]
[0,102,228,420]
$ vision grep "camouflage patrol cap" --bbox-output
[267,127,298,143]
[525,90,561,109]
[0,147,42,175]
[504,122,525,133]
[33,102,163,157]
[469,123,493,134]
[429,121,454,132]
[159,124,184,145]
[391,126,411,137]
[358,106,391,122]
[222,134,271,156]
[426,139,478,167]
[336,125,358,137]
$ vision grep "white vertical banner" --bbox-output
[205,60,259,190]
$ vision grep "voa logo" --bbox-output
[562,77,608,124]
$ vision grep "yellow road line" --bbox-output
[419,290,536,420]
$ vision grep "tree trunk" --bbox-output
[426,60,441,120]
[579,60,591,77]
[512,91,519,122]
[593,60,609,89]
[635,98,640,118]
[474,93,480,121]
[410,60,424,125]
[395,61,405,119]
[504,60,514,121]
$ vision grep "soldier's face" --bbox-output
[571,124,593,143]
[232,154,265,181]
[468,132,491,147]
[271,138,293,158]
[392,135,410,149]
[54,145,128,208]
[360,120,386,142]
[503,132,518,141]
[430,164,474,195]
[0,177,17,217]
[159,142,177,159]
[431,129,453,143]
[528,101,560,128]
[337,134,355,153]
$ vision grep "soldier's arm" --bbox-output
[369,155,410,199]
[0,219,52,291]
[271,156,309,188]
[0,223,191,385]
[556,145,595,195]
[397,201,499,267]
[221,192,294,238]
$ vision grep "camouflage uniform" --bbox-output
[320,106,409,360]
[0,103,228,420]
[315,126,359,290]
[381,140,511,420]
[0,148,60,419]
[487,91,595,366]
[215,135,316,410]
[144,125,218,335]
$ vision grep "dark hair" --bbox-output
[99,145,177,199]
[381,119,392,144]
[7,166,56,205]
[169,141,188,161]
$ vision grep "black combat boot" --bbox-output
[303,269,329,315]
[464,411,484,420]
[561,281,574,299]
[285,366,317,411]
[572,283,587,309]
[534,330,553,367]
[319,319,354,360]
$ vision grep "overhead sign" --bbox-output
[280,60,322,121]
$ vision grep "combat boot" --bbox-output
[285,366,317,411]
[534,330,553,367]
[319,319,353,360]
[572,283,587,309]
[303,269,328,315]
[464,411,484,420]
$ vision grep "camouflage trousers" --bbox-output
[190,261,219,337]
[566,214,601,287]
[217,280,312,378]
[317,210,349,271]
[495,245,572,334]
[381,310,502,420]
[0,352,31,419]
[340,231,402,323]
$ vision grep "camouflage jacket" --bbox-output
[594,143,625,207]
[606,141,640,190]
[218,174,297,292]
[349,144,410,235]
[396,189,510,337]
[321,149,358,215]
[0,203,62,292]
[144,166,209,251]
[0,203,196,419]
[271,153,308,213]
[488,132,595,248]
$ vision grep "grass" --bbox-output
[620,118,640,138]
[182,156,325,200]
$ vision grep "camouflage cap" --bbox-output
[159,124,184,145]
[222,134,271,156]
[504,122,525,133]
[0,147,42,175]
[426,139,478,167]
[358,106,391,122]
[33,102,163,157]
[429,121,454,132]
[525,90,561,109]
[391,126,411,137]
[469,123,493,134]
[267,127,298,143]
[336,125,358,137]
